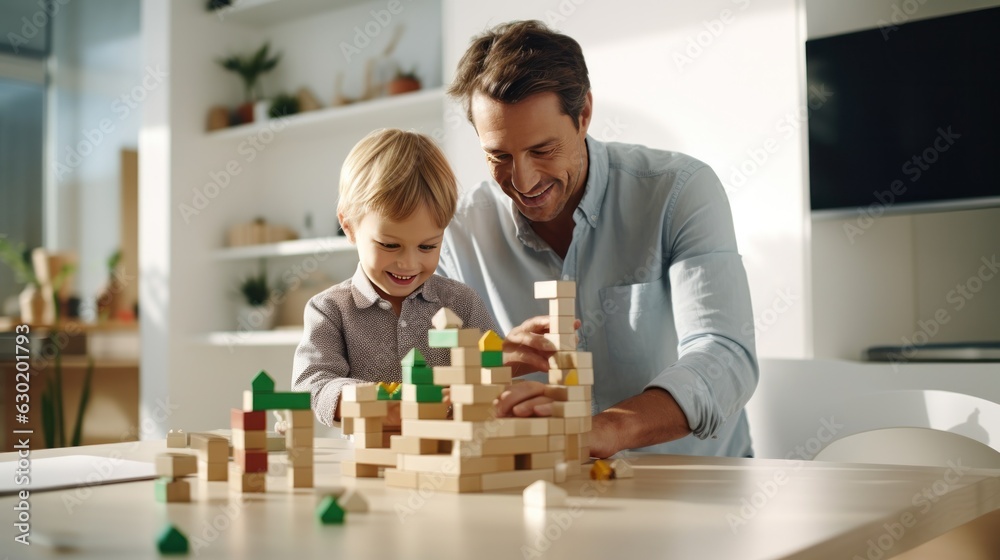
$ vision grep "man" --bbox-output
[438,20,758,458]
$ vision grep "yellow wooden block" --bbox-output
[479,330,503,352]
[590,459,614,481]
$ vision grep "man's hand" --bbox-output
[502,315,580,377]
[496,380,560,417]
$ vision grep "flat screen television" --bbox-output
[806,7,1000,215]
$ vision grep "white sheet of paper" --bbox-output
[0,454,157,495]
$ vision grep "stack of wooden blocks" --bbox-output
[154,452,197,502]
[340,383,394,477]
[539,280,593,465]
[286,409,315,488]
[229,409,267,493]
[191,433,229,482]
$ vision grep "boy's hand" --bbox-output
[502,315,580,377]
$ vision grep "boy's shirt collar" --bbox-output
[349,263,441,309]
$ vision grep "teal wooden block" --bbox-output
[251,370,275,393]
[402,366,434,385]
[428,328,479,348]
[317,496,345,524]
[481,351,503,367]
[157,524,189,555]
[401,348,426,367]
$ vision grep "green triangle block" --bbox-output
[402,366,434,385]
[481,351,503,367]
[251,370,275,393]
[317,496,345,524]
[157,524,189,555]
[377,384,402,401]
[401,348,426,367]
[390,388,402,401]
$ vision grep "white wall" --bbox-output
[49,0,141,318]
[443,0,809,359]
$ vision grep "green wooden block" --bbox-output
[428,328,479,348]
[157,524,189,555]
[402,366,434,385]
[401,348,426,367]
[481,351,503,367]
[251,370,275,393]
[248,391,311,411]
[408,384,444,403]
[154,477,169,502]
[317,496,345,524]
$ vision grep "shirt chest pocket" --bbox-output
[597,280,670,366]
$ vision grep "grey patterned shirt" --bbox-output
[292,264,500,426]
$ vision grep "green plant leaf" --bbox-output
[54,345,65,448]
[71,358,95,447]
[41,391,54,449]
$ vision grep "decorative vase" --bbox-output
[237,304,275,332]
[253,100,270,123]
[236,101,255,124]
[388,77,421,96]
[18,284,46,324]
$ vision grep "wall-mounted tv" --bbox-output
[806,7,1000,215]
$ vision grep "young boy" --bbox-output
[291,129,501,427]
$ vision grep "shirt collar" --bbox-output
[511,135,609,250]
[349,263,441,309]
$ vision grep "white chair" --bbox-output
[813,426,1000,469]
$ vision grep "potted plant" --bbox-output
[0,238,74,324]
[237,260,275,331]
[388,67,421,95]
[96,249,123,321]
[218,43,281,124]
[268,93,300,119]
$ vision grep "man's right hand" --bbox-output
[502,315,580,377]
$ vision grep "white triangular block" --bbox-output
[338,489,369,513]
[432,307,463,329]
[610,459,634,479]
[523,480,567,509]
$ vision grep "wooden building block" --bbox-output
[285,426,314,448]
[453,403,496,422]
[548,385,592,402]
[564,416,592,434]
[198,460,228,481]
[155,453,197,478]
[548,435,567,451]
[384,468,420,489]
[549,316,576,334]
[549,368,594,386]
[401,347,426,366]
[166,429,187,449]
[579,447,591,462]
[554,462,569,483]
[523,480,568,509]
[232,428,266,450]
[449,384,504,404]
[547,418,565,434]
[340,400,389,418]
[353,431,388,449]
[353,447,399,467]
[549,351,592,370]
[590,459,614,481]
[543,333,577,351]
[251,370,275,393]
[400,401,450,420]
[342,383,379,402]
[611,458,634,479]
[481,468,554,491]
[402,366,435,385]
[390,435,441,455]
[288,446,314,467]
[401,384,444,403]
[228,464,266,493]
[479,330,503,352]
[427,328,481,348]
[563,460,581,475]
[288,466,314,488]
[515,451,564,470]
[157,524,189,555]
[230,408,266,431]
[316,496,344,524]
[154,477,191,503]
[190,434,228,461]
[400,454,515,475]
[338,489,368,513]
[551,401,591,418]
[342,417,381,435]
[286,409,314,426]
[234,448,268,473]
[481,367,512,385]
[340,461,379,478]
[453,435,549,458]
[534,280,576,299]
[421,472,482,493]
[402,419,482,441]
[548,298,576,317]
[493,418,551,438]
[377,382,402,401]
[432,307,464,329]
[433,366,481,385]
[449,347,481,367]
[243,390,311,411]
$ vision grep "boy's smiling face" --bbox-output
[342,203,444,311]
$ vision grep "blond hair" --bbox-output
[338,129,457,230]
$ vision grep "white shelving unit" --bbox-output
[213,236,354,260]
[195,329,305,347]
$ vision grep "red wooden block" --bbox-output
[231,408,266,431]
[234,448,268,473]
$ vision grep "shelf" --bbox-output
[210,0,369,28]
[195,329,304,346]
[214,236,355,260]
[206,88,445,141]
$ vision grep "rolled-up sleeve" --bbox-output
[291,297,356,427]
[646,167,759,439]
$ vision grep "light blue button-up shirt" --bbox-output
[437,137,758,457]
